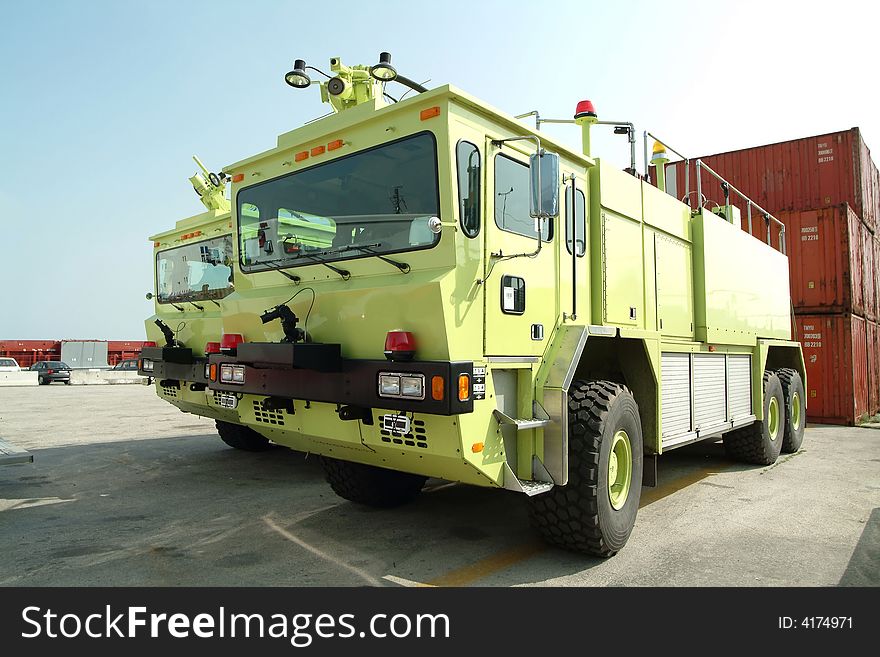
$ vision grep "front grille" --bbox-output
[380,418,427,449]
[253,400,285,426]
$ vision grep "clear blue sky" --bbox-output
[1,0,876,339]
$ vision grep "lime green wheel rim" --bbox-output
[608,430,633,510]
[791,391,802,431]
[767,395,780,441]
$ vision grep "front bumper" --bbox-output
[139,344,474,416]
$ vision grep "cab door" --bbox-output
[483,140,559,357]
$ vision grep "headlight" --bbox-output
[378,372,425,399]
[379,374,400,396]
[220,364,245,384]
[401,375,424,398]
[142,359,154,372]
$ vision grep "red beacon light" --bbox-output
[574,99,597,120]
[384,330,416,362]
[205,342,221,355]
[220,334,244,354]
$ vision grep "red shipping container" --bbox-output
[667,127,879,232]
[874,236,880,321]
[780,204,865,315]
[863,223,877,320]
[796,313,869,425]
[0,340,62,368]
[868,321,880,417]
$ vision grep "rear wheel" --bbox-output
[321,458,426,508]
[528,380,643,557]
[723,371,784,465]
[38,376,46,385]
[215,420,272,452]
[777,368,806,453]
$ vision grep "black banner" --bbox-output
[0,587,871,654]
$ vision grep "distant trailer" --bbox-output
[60,340,109,369]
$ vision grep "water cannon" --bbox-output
[154,318,177,347]
[260,304,305,344]
[189,155,230,212]
[284,52,428,114]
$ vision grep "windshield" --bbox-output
[237,132,440,272]
[156,235,234,304]
[0,359,17,366]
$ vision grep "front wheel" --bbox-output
[321,458,426,508]
[215,420,272,452]
[528,380,643,557]
[38,376,46,385]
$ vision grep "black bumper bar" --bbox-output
[139,344,474,416]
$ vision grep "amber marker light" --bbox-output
[420,106,440,121]
[431,376,444,401]
[295,151,309,162]
[458,374,470,401]
[231,173,244,183]
[310,145,325,156]
[471,442,484,453]
[209,364,217,382]
[328,139,344,151]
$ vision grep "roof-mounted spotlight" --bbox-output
[370,52,397,82]
[284,59,311,89]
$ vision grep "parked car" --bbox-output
[111,359,139,371]
[29,361,71,385]
[0,358,21,372]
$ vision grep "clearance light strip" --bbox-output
[229,139,354,183]
[179,230,203,241]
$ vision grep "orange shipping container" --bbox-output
[666,127,879,232]
[780,205,866,316]
[796,313,869,425]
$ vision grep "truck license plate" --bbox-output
[381,414,410,436]
[216,392,238,409]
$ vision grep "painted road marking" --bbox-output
[382,575,435,587]
[426,541,546,587]
[413,465,726,586]
[263,513,382,587]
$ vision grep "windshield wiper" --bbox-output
[186,301,205,311]
[253,258,302,284]
[334,243,411,274]
[290,251,351,281]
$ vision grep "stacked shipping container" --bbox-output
[667,127,880,424]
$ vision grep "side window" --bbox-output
[456,141,481,238]
[565,185,586,256]
[494,154,552,241]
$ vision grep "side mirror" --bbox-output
[529,151,560,219]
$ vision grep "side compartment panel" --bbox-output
[661,352,691,439]
[693,354,726,430]
[728,354,752,419]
